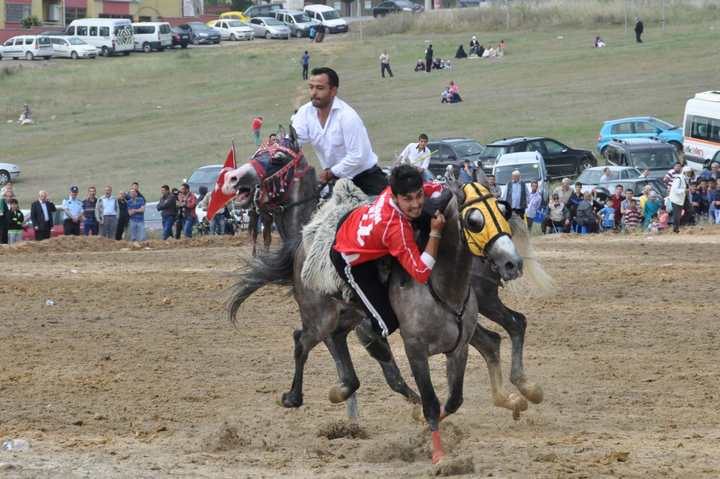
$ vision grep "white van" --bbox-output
[132,22,172,52]
[683,91,720,168]
[494,151,549,204]
[66,18,134,56]
[303,5,348,33]
[0,35,53,60]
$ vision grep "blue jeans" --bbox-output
[129,220,146,241]
[162,215,175,240]
[183,217,195,238]
[83,220,98,236]
[211,214,224,235]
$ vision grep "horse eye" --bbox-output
[466,209,485,233]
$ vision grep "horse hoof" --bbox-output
[521,383,544,404]
[411,405,424,423]
[509,392,528,421]
[281,392,302,408]
[328,385,351,404]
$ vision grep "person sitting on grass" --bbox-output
[598,200,615,232]
[469,35,480,56]
[497,39,506,55]
[414,59,425,72]
[441,87,450,104]
[594,36,606,48]
[448,81,462,103]
[455,44,468,59]
[622,199,642,232]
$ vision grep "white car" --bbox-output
[0,162,21,185]
[0,35,54,60]
[248,17,291,40]
[209,20,254,41]
[48,36,98,59]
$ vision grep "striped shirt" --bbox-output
[623,209,642,228]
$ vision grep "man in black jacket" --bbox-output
[30,190,57,240]
[156,184,178,240]
[425,44,433,73]
[635,17,644,43]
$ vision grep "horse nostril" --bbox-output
[505,261,515,271]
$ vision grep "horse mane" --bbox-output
[504,214,556,297]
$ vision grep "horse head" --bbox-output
[444,166,523,281]
[222,125,305,209]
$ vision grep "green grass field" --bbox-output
[2,21,719,202]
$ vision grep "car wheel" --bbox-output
[122,51,130,56]
[71,51,78,60]
[142,42,151,53]
[230,33,237,41]
[296,29,303,38]
[25,51,34,61]
[44,56,52,60]
[265,31,272,40]
[193,37,200,45]
[181,43,188,49]
[101,46,109,56]
[600,145,608,159]
[0,170,10,186]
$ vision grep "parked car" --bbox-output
[21,209,65,241]
[66,18,134,56]
[304,5,349,33]
[187,164,223,195]
[603,138,680,179]
[372,0,424,17]
[596,116,683,154]
[243,3,282,18]
[682,91,720,171]
[171,27,191,48]
[494,152,550,204]
[274,10,318,38]
[576,166,642,194]
[426,138,485,179]
[0,162,21,185]
[218,10,251,23]
[47,36,97,59]
[480,136,596,178]
[132,22,172,52]
[208,19,254,41]
[176,23,221,45]
[248,17,290,40]
[0,35,53,60]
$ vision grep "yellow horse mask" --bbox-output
[460,182,512,256]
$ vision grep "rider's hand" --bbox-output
[319,168,336,184]
[430,210,446,232]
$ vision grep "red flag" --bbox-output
[207,143,238,221]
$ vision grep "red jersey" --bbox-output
[252,117,263,130]
[333,184,443,284]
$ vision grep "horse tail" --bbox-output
[227,236,300,326]
[507,214,555,296]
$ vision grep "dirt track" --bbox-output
[1,231,719,478]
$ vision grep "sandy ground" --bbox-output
[1,230,719,478]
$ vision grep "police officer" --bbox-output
[62,185,84,235]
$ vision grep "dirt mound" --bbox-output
[317,420,368,440]
[360,421,466,463]
[0,235,251,255]
[201,422,249,452]
[432,455,475,476]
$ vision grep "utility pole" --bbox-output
[505,0,510,31]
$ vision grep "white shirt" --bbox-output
[291,97,378,179]
[101,196,117,216]
[379,53,389,64]
[40,201,49,221]
[669,174,688,206]
[398,142,432,170]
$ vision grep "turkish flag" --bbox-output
[207,144,238,221]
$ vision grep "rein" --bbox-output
[250,143,312,209]
[427,278,472,354]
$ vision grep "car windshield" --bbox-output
[188,167,222,184]
[482,145,509,159]
[293,14,312,22]
[264,18,284,25]
[451,141,484,157]
[322,10,340,19]
[68,37,86,45]
[191,23,213,31]
[578,169,603,184]
[648,118,676,130]
[629,149,677,170]
[495,164,541,184]
[227,21,247,27]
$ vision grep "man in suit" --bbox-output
[502,169,527,217]
[30,190,57,241]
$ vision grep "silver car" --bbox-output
[248,17,290,40]
[274,10,318,38]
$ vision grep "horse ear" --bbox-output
[288,124,300,152]
[444,165,465,204]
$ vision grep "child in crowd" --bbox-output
[622,199,642,231]
[658,205,670,230]
[441,87,450,103]
[7,198,24,244]
[599,200,615,231]
[649,213,661,233]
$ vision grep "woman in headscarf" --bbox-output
[455,44,467,59]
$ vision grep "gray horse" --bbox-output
[221,138,527,463]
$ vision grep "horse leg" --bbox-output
[324,329,361,420]
[480,298,543,404]
[281,327,321,408]
[248,210,258,257]
[404,340,444,464]
[355,318,420,404]
[441,344,468,421]
[470,323,528,420]
[262,213,272,252]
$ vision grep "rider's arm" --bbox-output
[384,211,445,284]
[329,111,375,179]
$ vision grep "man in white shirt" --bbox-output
[669,166,692,233]
[398,133,433,181]
[95,185,118,239]
[291,67,387,196]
